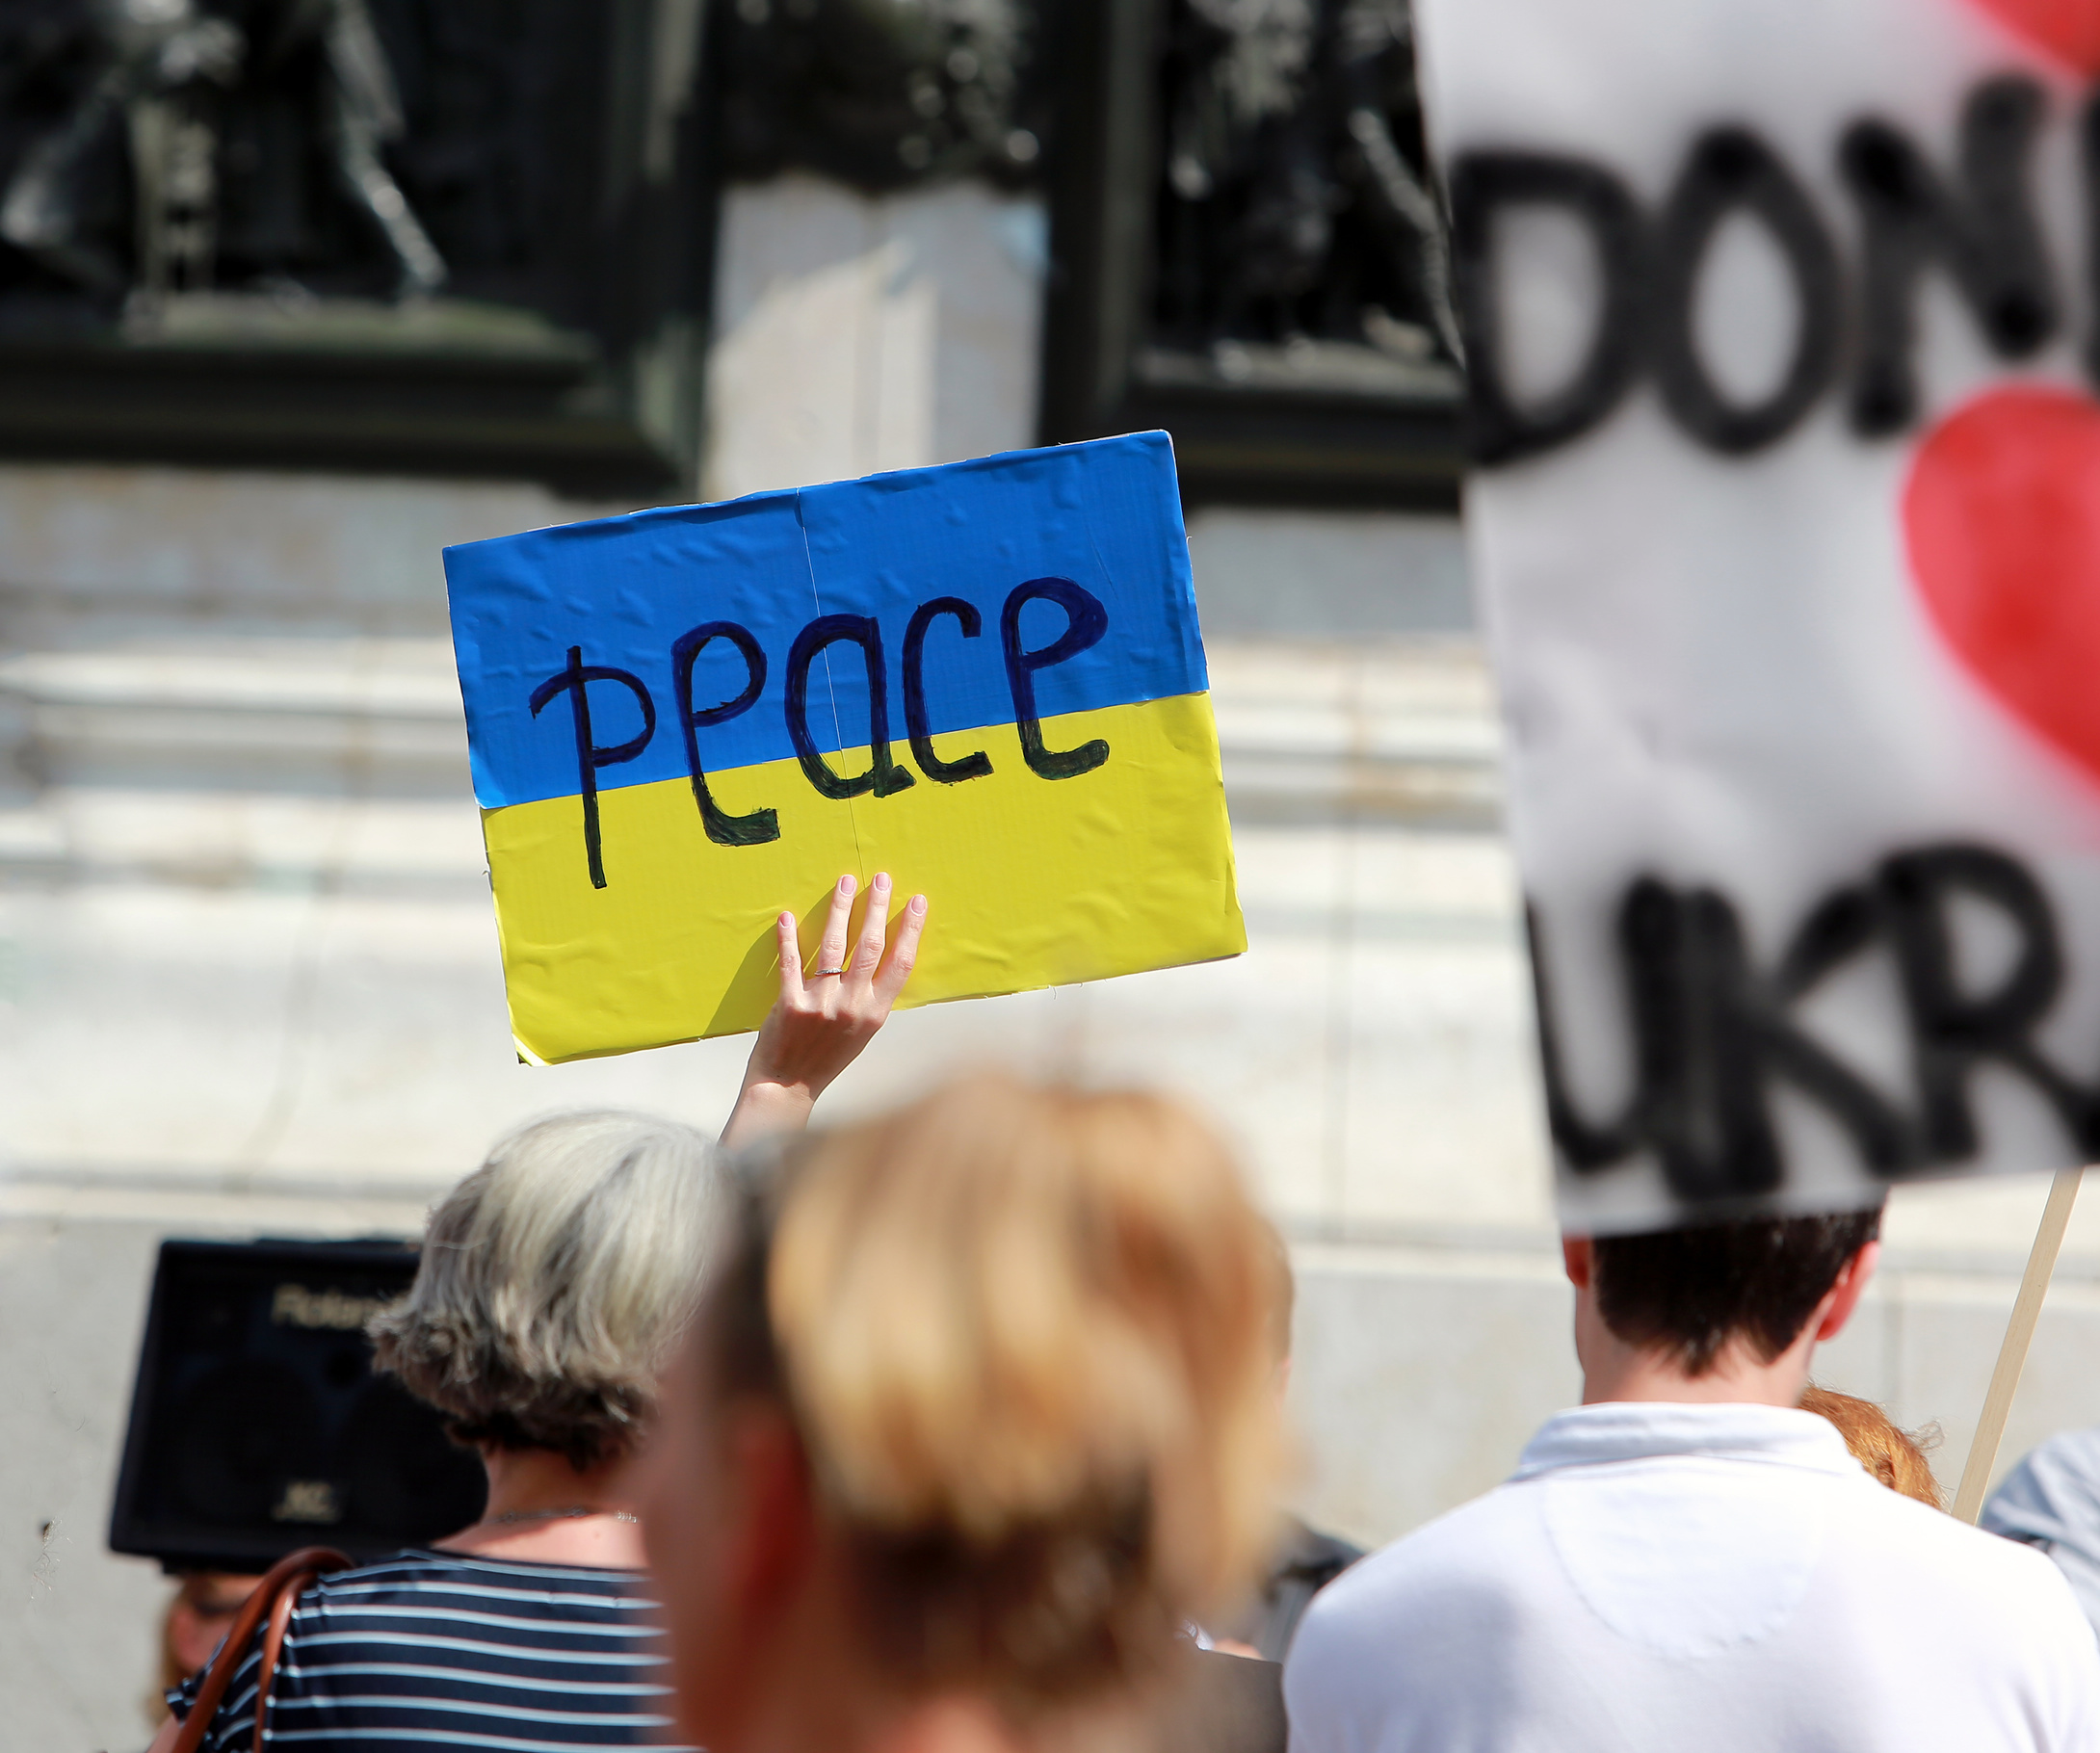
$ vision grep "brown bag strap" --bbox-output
[167,1546,351,1753]
[250,1573,319,1753]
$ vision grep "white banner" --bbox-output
[1417,0,2100,1229]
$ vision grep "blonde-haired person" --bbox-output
[157,873,925,1753]
[638,1073,1290,1753]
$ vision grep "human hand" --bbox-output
[720,872,928,1147]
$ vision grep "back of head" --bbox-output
[1800,1385,1942,1508]
[711,1073,1287,1715]
[1591,1206,1884,1374]
[372,1110,722,1466]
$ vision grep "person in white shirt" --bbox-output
[1284,1206,2100,1753]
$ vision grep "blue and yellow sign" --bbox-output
[443,432,1246,1063]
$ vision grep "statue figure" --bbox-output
[0,0,444,306]
[274,0,446,299]
[1,0,244,295]
[1155,0,1460,372]
[717,0,1043,192]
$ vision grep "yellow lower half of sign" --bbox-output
[481,691,1247,1063]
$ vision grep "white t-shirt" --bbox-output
[1285,1402,2100,1753]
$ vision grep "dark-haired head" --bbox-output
[1588,1206,1884,1375]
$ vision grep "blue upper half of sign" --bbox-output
[444,433,1208,811]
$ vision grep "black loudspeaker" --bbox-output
[109,1239,486,1573]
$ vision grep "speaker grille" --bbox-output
[110,1240,486,1571]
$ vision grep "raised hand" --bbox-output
[719,873,929,1147]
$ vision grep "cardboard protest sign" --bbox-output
[1418,0,2100,1228]
[444,433,1245,1063]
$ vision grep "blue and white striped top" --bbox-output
[167,1550,694,1750]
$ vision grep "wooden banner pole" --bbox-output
[1952,1164,2086,1525]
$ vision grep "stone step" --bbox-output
[1209,642,1503,826]
[0,636,470,797]
[0,787,487,892]
[0,633,1508,880]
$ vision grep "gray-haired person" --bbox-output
[156,872,928,1753]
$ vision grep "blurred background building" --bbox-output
[0,1,2097,1742]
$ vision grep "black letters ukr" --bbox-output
[1531,844,2100,1197]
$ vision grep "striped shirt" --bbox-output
[168,1550,694,1751]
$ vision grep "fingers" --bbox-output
[774,911,804,1006]
[873,892,929,1005]
[849,873,893,977]
[815,873,855,977]
[773,873,920,1017]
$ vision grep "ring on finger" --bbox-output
[810,968,846,978]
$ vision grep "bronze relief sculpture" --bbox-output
[2,0,443,307]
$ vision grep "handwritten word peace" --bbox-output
[530,576,1112,889]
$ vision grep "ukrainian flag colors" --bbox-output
[445,433,1244,1063]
